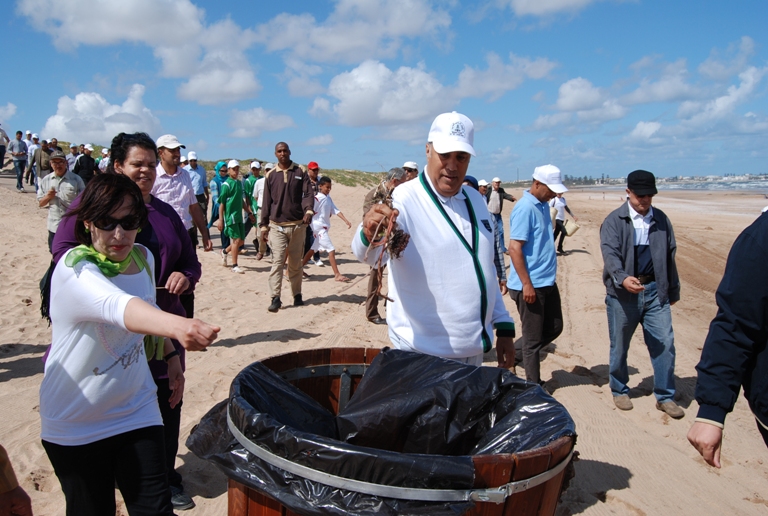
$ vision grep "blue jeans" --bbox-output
[492,212,506,252]
[606,281,676,402]
[13,160,26,190]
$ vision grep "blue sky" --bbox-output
[2,0,767,180]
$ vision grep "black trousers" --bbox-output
[510,283,564,384]
[43,426,173,516]
[553,219,567,251]
[155,378,184,489]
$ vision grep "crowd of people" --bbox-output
[1,111,765,514]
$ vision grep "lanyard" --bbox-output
[420,173,492,352]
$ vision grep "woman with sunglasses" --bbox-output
[41,174,219,515]
[51,132,203,510]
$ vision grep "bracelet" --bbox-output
[164,350,180,362]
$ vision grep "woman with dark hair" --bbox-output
[41,174,219,516]
[51,132,204,510]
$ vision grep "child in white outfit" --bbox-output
[310,176,352,281]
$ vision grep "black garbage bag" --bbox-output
[187,349,576,516]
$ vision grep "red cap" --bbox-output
[307,161,319,170]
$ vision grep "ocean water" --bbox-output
[573,180,768,192]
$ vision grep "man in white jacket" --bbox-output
[351,112,516,367]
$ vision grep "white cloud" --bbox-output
[623,59,697,105]
[307,134,334,146]
[309,98,332,117]
[323,60,450,126]
[0,103,17,123]
[699,36,755,81]
[455,52,558,101]
[555,77,604,111]
[229,108,294,138]
[678,66,766,128]
[17,1,260,105]
[629,121,661,140]
[254,0,451,64]
[501,0,602,17]
[488,146,520,164]
[41,84,161,145]
[532,112,573,130]
[576,99,627,122]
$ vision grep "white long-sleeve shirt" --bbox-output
[40,246,162,446]
[351,172,514,359]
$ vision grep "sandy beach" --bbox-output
[1,166,767,516]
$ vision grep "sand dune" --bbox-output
[1,167,766,515]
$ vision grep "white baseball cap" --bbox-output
[265,162,274,170]
[533,164,567,194]
[187,151,198,160]
[180,155,187,162]
[427,111,475,156]
[156,134,185,149]
[25,130,31,135]
[102,148,109,155]
[478,179,489,186]
[251,161,261,169]
[84,144,94,151]
[403,161,418,169]
[492,177,501,183]
[32,133,39,139]
[228,159,240,169]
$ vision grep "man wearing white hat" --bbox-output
[243,161,262,248]
[25,134,40,185]
[184,151,209,222]
[73,143,97,185]
[507,164,566,386]
[352,112,516,367]
[402,161,419,182]
[485,177,516,253]
[22,131,32,151]
[152,134,212,252]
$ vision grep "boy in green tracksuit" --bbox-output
[216,160,254,274]
[243,161,262,249]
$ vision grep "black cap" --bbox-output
[627,169,657,196]
[49,150,67,161]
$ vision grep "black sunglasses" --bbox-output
[93,215,143,231]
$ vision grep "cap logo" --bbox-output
[450,122,466,138]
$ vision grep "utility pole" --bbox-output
[517,167,519,182]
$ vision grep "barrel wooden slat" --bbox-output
[247,489,283,516]
[504,446,553,515]
[535,437,573,516]
[470,454,516,515]
[228,479,249,516]
[261,352,298,375]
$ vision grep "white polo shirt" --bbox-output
[151,164,197,229]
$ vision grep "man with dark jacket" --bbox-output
[73,144,97,184]
[260,142,314,312]
[485,177,516,252]
[688,212,768,467]
[600,170,684,419]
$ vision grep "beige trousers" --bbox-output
[268,223,307,299]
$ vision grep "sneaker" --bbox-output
[613,394,633,411]
[293,294,304,306]
[231,265,245,274]
[17,186,25,193]
[220,249,227,267]
[315,258,324,267]
[268,297,281,312]
[170,487,195,511]
[656,400,684,419]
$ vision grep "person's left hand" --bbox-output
[166,355,185,409]
[688,421,723,468]
[216,219,224,232]
[346,221,352,229]
[202,233,213,252]
[0,485,33,516]
[496,336,515,369]
[303,212,313,225]
[165,272,191,295]
[499,281,508,296]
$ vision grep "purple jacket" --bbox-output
[52,194,202,378]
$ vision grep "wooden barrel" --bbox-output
[228,347,574,516]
